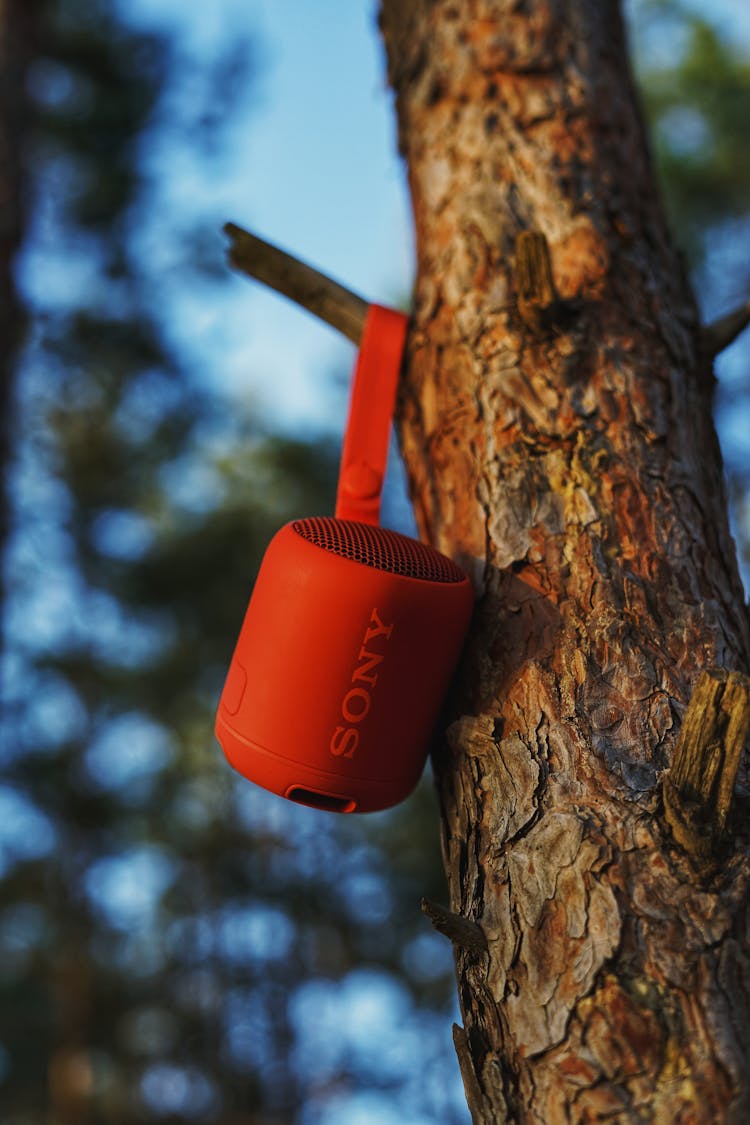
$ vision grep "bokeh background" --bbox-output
[1,1,749,1122]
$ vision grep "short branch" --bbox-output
[453,1024,486,1125]
[663,668,750,856]
[514,230,558,326]
[701,300,750,359]
[421,898,489,955]
[223,222,369,343]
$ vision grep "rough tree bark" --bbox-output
[379,1,750,1122]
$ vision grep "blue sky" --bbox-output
[97,0,750,600]
[5,11,464,1119]
[112,0,750,446]
[115,0,413,431]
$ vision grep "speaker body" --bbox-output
[215,517,473,812]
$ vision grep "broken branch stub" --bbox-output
[663,668,750,856]
[421,898,489,956]
[701,299,750,358]
[514,230,558,327]
[223,222,369,344]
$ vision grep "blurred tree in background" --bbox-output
[630,0,750,580]
[0,1,749,1123]
[0,2,463,1123]
[0,3,30,621]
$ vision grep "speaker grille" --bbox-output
[292,517,467,584]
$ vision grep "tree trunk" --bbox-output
[0,0,31,621]
[379,1,750,1121]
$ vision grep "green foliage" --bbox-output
[631,0,750,265]
[629,0,750,582]
[2,2,463,1123]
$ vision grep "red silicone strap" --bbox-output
[335,304,408,525]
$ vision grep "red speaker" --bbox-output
[215,305,473,812]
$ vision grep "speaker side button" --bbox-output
[221,661,247,716]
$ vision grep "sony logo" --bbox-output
[329,608,394,759]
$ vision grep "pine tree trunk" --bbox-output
[0,0,31,619]
[379,1,750,1121]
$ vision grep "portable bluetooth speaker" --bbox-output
[215,304,473,812]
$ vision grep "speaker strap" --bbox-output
[335,303,408,525]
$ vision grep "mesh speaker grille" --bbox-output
[292,517,467,584]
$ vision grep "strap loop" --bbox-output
[335,304,408,525]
